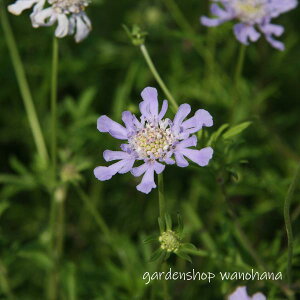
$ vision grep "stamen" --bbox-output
[50,0,90,14]
[234,0,265,23]
[129,120,176,160]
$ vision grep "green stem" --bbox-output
[234,44,246,84]
[0,4,49,164]
[47,186,67,300]
[157,174,169,299]
[158,173,166,219]
[51,37,59,179]
[284,163,300,286]
[140,44,178,112]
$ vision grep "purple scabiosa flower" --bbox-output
[201,0,298,51]
[94,87,214,194]
[228,286,266,300]
[8,0,91,42]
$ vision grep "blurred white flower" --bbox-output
[8,0,92,42]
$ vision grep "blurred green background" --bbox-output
[0,0,300,299]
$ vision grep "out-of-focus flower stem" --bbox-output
[157,174,170,300]
[47,37,62,300]
[234,44,246,84]
[47,185,67,300]
[140,44,178,112]
[158,173,166,219]
[284,163,300,286]
[0,3,49,165]
[51,37,59,181]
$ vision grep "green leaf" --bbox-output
[149,249,163,262]
[143,234,158,244]
[158,217,165,233]
[165,214,172,231]
[175,251,192,263]
[223,122,252,140]
[207,124,229,145]
[18,251,53,270]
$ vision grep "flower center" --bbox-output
[234,0,265,23]
[50,0,90,14]
[159,230,181,252]
[129,121,175,160]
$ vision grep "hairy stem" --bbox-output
[0,4,49,164]
[140,44,178,112]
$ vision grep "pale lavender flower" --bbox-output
[201,0,298,50]
[8,0,91,42]
[228,286,266,300]
[94,87,214,194]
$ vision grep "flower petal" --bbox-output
[172,104,191,133]
[140,87,159,120]
[103,150,132,162]
[31,7,55,27]
[181,109,213,134]
[176,135,197,150]
[75,13,91,43]
[94,160,126,181]
[228,286,249,300]
[55,13,70,38]
[97,116,128,140]
[174,152,189,168]
[136,165,156,194]
[158,100,168,120]
[252,293,266,300]
[180,147,213,167]
[234,23,261,45]
[260,23,285,51]
[8,0,38,15]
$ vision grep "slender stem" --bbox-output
[47,37,60,300]
[284,163,300,286]
[51,37,59,179]
[157,174,169,299]
[140,44,178,112]
[47,186,67,300]
[158,173,166,219]
[0,4,49,164]
[234,44,246,84]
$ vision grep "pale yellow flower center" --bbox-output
[50,0,90,14]
[234,0,265,23]
[130,122,174,160]
[159,230,181,252]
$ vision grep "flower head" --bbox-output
[8,0,91,42]
[228,286,266,300]
[94,87,213,194]
[159,230,181,252]
[201,0,298,50]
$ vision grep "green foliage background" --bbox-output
[0,0,300,299]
